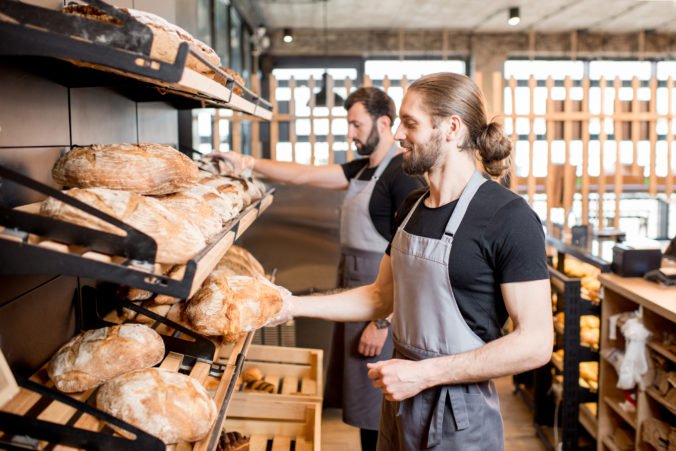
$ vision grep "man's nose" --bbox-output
[393,124,406,141]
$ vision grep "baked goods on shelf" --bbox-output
[40,187,206,264]
[159,190,223,241]
[52,144,199,195]
[184,275,282,341]
[47,324,164,393]
[96,368,217,444]
[61,5,220,77]
[554,312,600,349]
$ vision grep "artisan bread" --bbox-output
[52,144,199,196]
[40,188,205,264]
[48,324,164,393]
[61,5,220,76]
[159,190,222,241]
[214,245,265,278]
[96,368,217,444]
[184,275,282,340]
[199,175,248,209]
[184,184,241,223]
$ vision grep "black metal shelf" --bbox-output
[546,235,613,273]
[0,164,275,300]
[0,0,272,118]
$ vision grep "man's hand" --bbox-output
[358,321,389,357]
[367,359,428,401]
[208,152,255,176]
[259,277,295,327]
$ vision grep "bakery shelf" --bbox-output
[0,165,275,299]
[647,340,676,362]
[645,387,676,415]
[0,331,252,451]
[579,402,598,440]
[0,1,272,119]
[603,397,637,429]
[546,235,612,273]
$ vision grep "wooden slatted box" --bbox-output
[225,399,321,451]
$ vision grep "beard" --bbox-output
[401,129,444,175]
[354,123,380,156]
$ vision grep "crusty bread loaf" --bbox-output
[187,183,242,223]
[213,245,265,278]
[62,5,220,76]
[159,191,222,241]
[96,368,217,444]
[52,144,199,196]
[217,431,250,451]
[214,67,246,95]
[184,276,282,341]
[48,324,164,393]
[199,175,248,209]
[40,188,205,264]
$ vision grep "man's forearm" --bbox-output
[253,159,309,184]
[292,284,391,322]
[419,327,552,388]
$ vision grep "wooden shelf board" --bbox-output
[603,396,637,429]
[645,386,676,415]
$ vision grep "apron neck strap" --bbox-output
[444,170,486,237]
[372,143,398,179]
[400,191,427,229]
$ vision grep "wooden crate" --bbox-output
[225,400,321,451]
[223,344,323,404]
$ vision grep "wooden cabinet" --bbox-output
[597,274,675,451]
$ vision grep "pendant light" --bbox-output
[309,0,344,108]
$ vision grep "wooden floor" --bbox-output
[321,376,547,450]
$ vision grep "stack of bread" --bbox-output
[61,4,248,94]
[47,324,217,444]
[41,144,262,264]
[554,312,600,349]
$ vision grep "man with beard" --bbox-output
[211,87,425,451]
[266,73,553,450]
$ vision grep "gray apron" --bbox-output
[325,144,398,430]
[378,170,504,450]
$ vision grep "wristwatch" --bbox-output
[374,318,391,329]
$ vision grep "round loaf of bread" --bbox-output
[96,368,217,444]
[52,143,199,195]
[48,324,164,393]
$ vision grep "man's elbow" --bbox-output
[527,328,554,369]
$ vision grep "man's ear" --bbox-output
[377,115,392,133]
[447,115,463,142]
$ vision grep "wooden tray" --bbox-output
[225,400,321,451]
[221,344,323,405]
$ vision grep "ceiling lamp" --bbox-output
[309,0,345,108]
[508,7,520,26]
[283,28,294,44]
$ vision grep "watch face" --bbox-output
[375,319,390,329]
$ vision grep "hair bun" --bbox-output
[475,121,512,177]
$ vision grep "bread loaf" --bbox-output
[52,144,199,196]
[214,245,265,278]
[241,366,263,384]
[96,368,217,444]
[62,5,220,76]
[159,190,222,241]
[217,431,250,451]
[184,276,282,340]
[40,188,205,264]
[48,324,164,393]
[184,184,241,223]
[199,175,248,209]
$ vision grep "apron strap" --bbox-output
[372,144,398,180]
[426,385,470,448]
[444,170,486,237]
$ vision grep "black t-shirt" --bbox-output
[386,180,549,342]
[341,154,426,241]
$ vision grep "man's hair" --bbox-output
[408,73,512,178]
[344,87,396,126]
